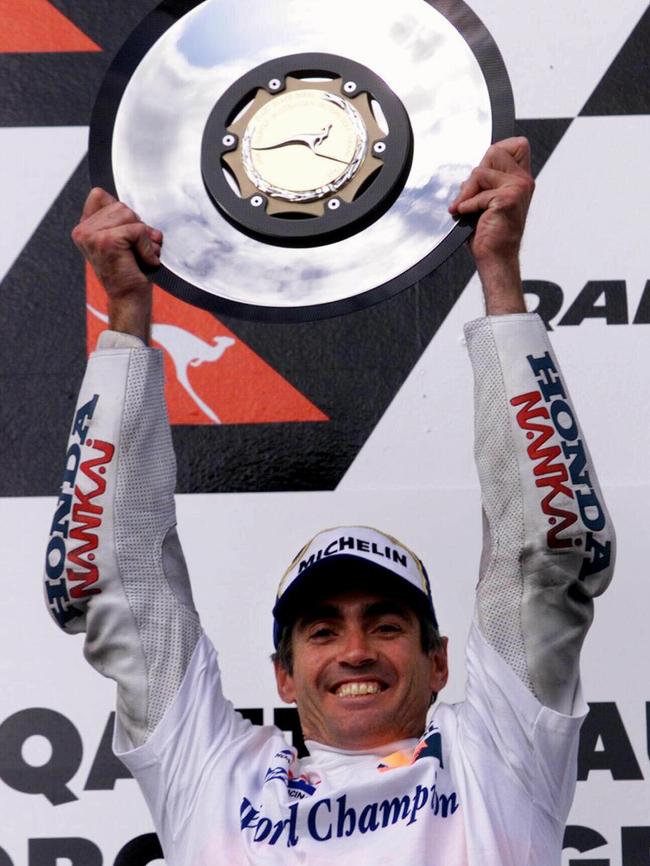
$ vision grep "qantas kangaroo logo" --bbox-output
[88,304,235,423]
[84,265,327,426]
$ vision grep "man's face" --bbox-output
[274,588,448,751]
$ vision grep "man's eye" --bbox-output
[376,623,401,634]
[310,627,334,639]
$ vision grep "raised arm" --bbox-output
[70,187,161,342]
[43,190,202,750]
[451,139,615,714]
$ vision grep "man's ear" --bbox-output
[429,636,449,693]
[273,656,296,704]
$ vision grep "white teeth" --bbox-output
[336,681,381,697]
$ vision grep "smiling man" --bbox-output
[271,532,449,751]
[44,138,615,865]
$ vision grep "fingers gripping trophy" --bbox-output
[44,2,615,864]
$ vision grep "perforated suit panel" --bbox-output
[114,350,202,742]
[465,320,534,693]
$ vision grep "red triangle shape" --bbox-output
[85,265,328,425]
[0,0,101,53]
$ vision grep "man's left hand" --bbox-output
[449,136,534,266]
[449,137,535,315]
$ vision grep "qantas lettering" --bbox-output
[298,537,408,574]
[523,278,650,331]
[510,353,611,578]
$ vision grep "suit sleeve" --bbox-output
[464,313,615,714]
[43,330,203,750]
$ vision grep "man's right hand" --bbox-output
[72,188,163,343]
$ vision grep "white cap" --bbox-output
[272,525,437,648]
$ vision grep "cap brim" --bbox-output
[272,555,436,648]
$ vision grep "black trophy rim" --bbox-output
[89,0,515,323]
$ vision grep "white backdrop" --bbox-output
[1,0,649,864]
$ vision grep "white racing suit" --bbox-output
[43,313,615,865]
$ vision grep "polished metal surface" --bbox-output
[112,0,492,309]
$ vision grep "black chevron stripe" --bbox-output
[0,0,158,127]
[581,4,650,116]
[514,118,574,177]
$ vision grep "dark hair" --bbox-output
[271,612,444,676]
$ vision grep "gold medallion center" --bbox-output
[244,89,362,195]
[222,76,387,216]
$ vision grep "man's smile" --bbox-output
[333,680,386,698]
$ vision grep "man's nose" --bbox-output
[338,627,377,666]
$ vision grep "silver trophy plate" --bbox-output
[90,0,514,321]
